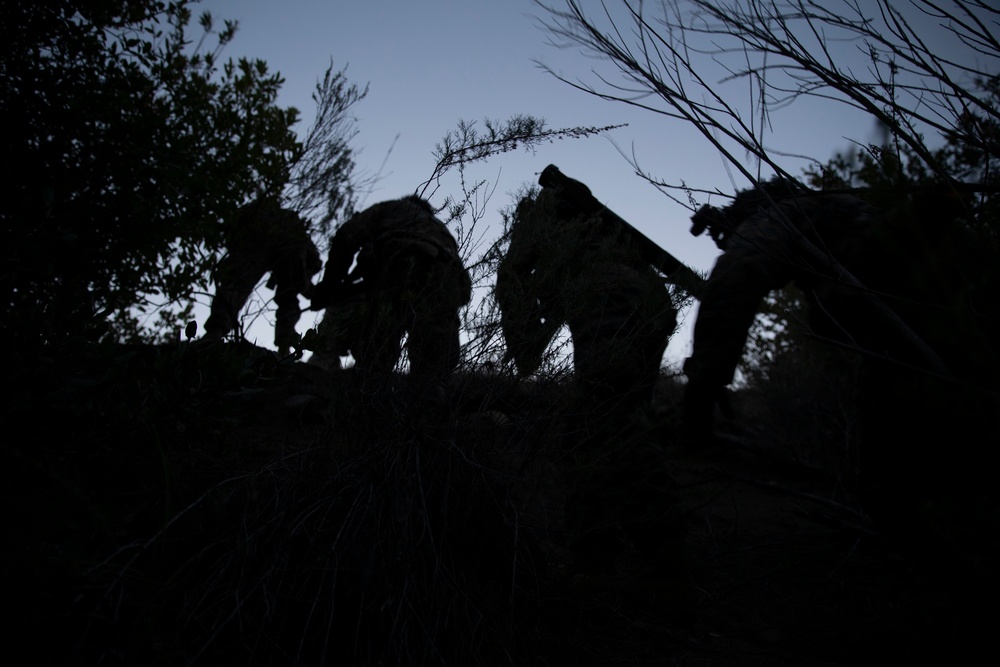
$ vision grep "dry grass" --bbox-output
[6,338,999,665]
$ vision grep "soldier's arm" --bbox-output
[311,217,368,309]
[682,216,796,439]
[687,214,797,389]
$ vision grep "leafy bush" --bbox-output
[1,1,300,346]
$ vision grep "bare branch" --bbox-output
[535,0,998,196]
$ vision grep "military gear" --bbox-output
[311,196,472,391]
[681,183,981,427]
[498,165,686,589]
[539,165,705,295]
[497,166,680,380]
[689,177,812,251]
[690,203,734,249]
[204,200,322,354]
[683,180,1000,630]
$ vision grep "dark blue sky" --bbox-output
[192,0,978,366]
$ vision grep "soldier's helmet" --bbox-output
[692,177,809,249]
[690,204,734,249]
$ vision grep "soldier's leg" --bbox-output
[563,376,691,614]
[353,296,406,395]
[571,303,661,409]
[406,267,462,389]
[563,324,641,572]
[307,307,350,371]
[408,315,459,384]
[397,262,463,425]
[565,287,690,609]
[204,258,267,340]
[272,282,302,356]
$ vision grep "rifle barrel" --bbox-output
[539,165,704,295]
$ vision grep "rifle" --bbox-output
[538,165,705,296]
[306,271,368,312]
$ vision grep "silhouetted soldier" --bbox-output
[682,178,997,438]
[497,165,692,612]
[498,165,695,392]
[310,195,472,395]
[683,178,1000,632]
[203,199,322,355]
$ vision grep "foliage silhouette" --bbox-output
[1,2,365,348]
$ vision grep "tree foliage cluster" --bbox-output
[0,1,365,348]
[285,63,368,241]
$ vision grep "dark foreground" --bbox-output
[5,341,995,665]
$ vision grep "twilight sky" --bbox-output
[191,0,969,368]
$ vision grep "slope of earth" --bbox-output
[5,341,993,665]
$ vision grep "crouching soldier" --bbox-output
[680,178,980,439]
[203,198,322,356]
[310,195,472,397]
[497,165,692,614]
[683,178,1000,636]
